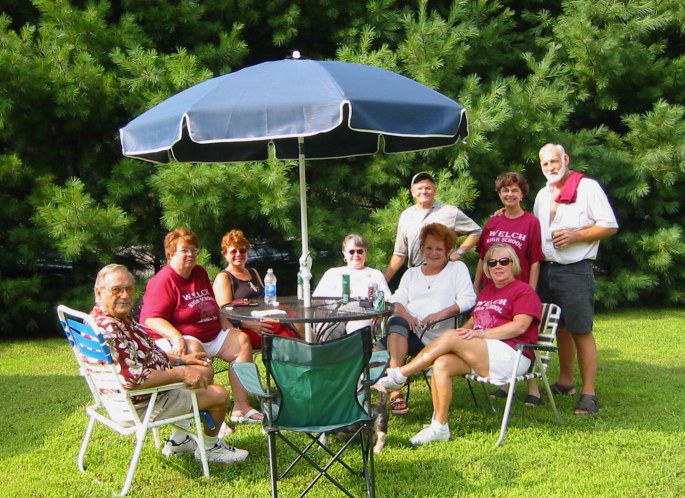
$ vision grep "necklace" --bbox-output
[422,270,440,289]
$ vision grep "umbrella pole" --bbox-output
[298,137,314,342]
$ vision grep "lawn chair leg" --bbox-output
[120,430,146,496]
[363,426,376,498]
[268,431,278,498]
[78,416,97,472]
[496,383,517,447]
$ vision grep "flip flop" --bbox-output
[550,382,576,396]
[524,394,542,407]
[574,394,599,415]
[230,408,263,424]
[490,388,509,400]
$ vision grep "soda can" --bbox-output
[368,282,378,300]
[373,290,385,311]
[342,274,350,303]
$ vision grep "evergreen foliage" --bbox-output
[1,0,683,336]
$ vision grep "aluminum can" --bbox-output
[342,274,350,303]
[368,282,378,300]
[373,290,385,311]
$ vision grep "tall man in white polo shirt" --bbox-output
[384,172,481,283]
[534,143,618,415]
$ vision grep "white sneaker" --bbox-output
[196,439,249,464]
[409,423,450,445]
[162,435,197,457]
[375,367,407,391]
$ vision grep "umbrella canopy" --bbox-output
[120,58,467,163]
[120,58,468,340]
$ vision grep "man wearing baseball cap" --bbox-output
[384,172,481,283]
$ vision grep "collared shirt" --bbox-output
[90,304,171,404]
[533,177,618,264]
[393,200,482,268]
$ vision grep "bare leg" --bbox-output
[196,385,230,436]
[399,329,489,379]
[556,327,577,386]
[387,333,409,402]
[573,332,597,395]
[216,330,260,417]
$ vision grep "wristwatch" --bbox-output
[455,248,465,257]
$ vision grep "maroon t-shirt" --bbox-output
[476,211,544,287]
[139,264,221,343]
[471,279,541,360]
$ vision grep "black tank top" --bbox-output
[221,268,264,300]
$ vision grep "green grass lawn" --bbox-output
[1,309,684,497]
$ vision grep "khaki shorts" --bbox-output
[135,387,193,422]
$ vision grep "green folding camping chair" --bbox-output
[232,327,388,498]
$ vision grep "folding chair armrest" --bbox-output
[230,362,269,398]
[127,382,187,397]
[517,343,557,353]
[365,350,390,385]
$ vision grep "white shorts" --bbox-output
[155,328,230,358]
[481,339,531,385]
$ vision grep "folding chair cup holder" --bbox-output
[57,305,211,496]
[231,326,388,498]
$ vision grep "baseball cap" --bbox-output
[411,171,435,186]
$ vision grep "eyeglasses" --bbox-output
[177,247,198,255]
[347,249,365,255]
[107,286,135,296]
[487,257,512,268]
[229,248,248,255]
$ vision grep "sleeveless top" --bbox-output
[221,268,264,300]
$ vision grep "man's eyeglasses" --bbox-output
[107,286,135,296]
[487,257,512,268]
[229,248,248,255]
[347,249,365,255]
[178,247,198,255]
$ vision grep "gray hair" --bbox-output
[94,264,135,298]
[341,233,368,252]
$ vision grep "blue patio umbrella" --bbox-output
[120,56,468,338]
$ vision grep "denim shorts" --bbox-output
[377,316,425,356]
[538,260,595,334]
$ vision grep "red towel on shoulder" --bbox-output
[555,171,586,204]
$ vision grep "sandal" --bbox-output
[230,408,264,424]
[550,382,576,396]
[574,394,599,415]
[524,394,542,407]
[390,394,409,415]
[489,388,509,400]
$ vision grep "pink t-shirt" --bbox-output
[139,265,221,343]
[476,211,544,287]
[471,279,541,360]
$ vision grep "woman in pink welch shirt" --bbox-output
[140,228,263,434]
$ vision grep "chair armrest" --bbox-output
[517,343,558,352]
[365,350,390,386]
[230,362,268,398]
[418,309,472,340]
[127,382,187,397]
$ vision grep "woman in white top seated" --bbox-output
[380,223,476,415]
[312,233,391,341]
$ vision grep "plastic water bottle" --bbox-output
[264,268,277,305]
[297,270,304,300]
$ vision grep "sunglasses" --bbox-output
[107,286,135,297]
[347,249,365,255]
[229,248,248,255]
[487,257,512,268]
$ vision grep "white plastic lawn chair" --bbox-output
[464,302,562,446]
[57,305,210,496]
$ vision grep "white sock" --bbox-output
[170,421,192,442]
[390,367,407,384]
[430,419,449,432]
[204,436,218,450]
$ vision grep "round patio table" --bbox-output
[220,296,393,342]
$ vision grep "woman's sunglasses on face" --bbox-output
[347,249,365,255]
[487,257,512,268]
[229,248,248,255]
